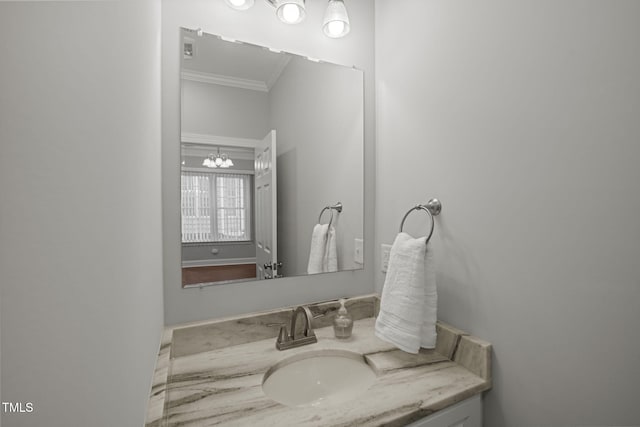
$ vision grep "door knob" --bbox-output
[265,261,283,270]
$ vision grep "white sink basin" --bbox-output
[262,350,376,408]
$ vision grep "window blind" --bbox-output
[181,171,251,243]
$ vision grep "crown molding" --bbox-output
[181,132,260,149]
[181,70,268,92]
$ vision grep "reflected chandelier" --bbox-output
[203,148,234,168]
[223,0,350,39]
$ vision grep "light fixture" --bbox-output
[273,0,306,24]
[323,0,350,38]
[224,0,255,11]
[202,148,234,168]
[222,0,350,38]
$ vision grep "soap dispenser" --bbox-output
[333,298,353,339]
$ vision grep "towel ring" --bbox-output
[399,198,442,244]
[318,202,343,225]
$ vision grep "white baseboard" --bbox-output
[182,257,256,268]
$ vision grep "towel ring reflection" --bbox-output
[399,198,442,244]
[318,202,343,225]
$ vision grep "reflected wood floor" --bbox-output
[182,264,257,287]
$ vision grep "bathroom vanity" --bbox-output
[145,295,491,426]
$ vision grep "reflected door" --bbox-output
[255,130,278,279]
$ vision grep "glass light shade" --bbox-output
[203,157,217,168]
[219,154,234,168]
[276,0,306,24]
[224,0,255,11]
[323,0,350,38]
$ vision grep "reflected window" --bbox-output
[181,172,252,243]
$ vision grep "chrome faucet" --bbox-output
[275,306,318,350]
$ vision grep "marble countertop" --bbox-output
[146,296,491,427]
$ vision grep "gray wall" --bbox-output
[162,0,375,325]
[181,80,269,138]
[375,1,640,426]
[0,1,164,427]
[270,57,364,277]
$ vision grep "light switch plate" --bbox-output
[381,244,392,273]
[354,238,364,265]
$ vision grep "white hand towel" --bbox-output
[324,225,338,272]
[375,232,438,353]
[421,246,437,348]
[307,224,329,274]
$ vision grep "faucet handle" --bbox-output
[266,322,286,327]
[278,325,289,341]
[267,322,289,338]
[275,325,291,349]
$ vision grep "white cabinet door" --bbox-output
[406,394,482,427]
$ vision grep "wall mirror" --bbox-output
[180,27,364,288]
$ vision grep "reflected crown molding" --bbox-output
[181,69,268,92]
[181,132,259,149]
[182,56,289,92]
